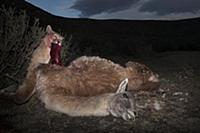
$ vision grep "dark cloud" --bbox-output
[71,0,140,17]
[140,0,200,15]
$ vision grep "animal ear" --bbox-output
[116,78,128,93]
[46,25,53,33]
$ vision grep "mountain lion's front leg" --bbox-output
[0,72,36,104]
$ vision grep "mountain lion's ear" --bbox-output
[46,25,53,33]
[116,78,128,93]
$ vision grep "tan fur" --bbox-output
[29,56,158,118]
[9,25,159,119]
[15,25,63,104]
[35,71,136,119]
[16,49,159,103]
[67,56,159,95]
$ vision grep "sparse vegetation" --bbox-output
[0,6,45,88]
[61,35,80,65]
[0,6,78,89]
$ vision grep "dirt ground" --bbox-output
[0,51,200,133]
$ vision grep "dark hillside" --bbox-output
[1,0,200,56]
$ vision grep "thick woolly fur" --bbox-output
[16,50,159,104]
[31,56,158,118]
[35,68,136,119]
[34,56,159,98]
[14,25,63,104]
[68,56,159,93]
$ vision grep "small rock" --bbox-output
[179,98,185,101]
[161,93,166,98]
[185,92,189,96]
[153,100,162,111]
[173,92,183,96]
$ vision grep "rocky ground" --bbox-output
[0,51,200,133]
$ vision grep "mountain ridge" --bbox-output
[1,0,200,55]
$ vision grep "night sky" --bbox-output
[26,0,200,20]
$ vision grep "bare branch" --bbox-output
[4,74,20,84]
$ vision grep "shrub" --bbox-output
[61,35,83,65]
[0,6,45,88]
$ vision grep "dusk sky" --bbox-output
[26,0,200,20]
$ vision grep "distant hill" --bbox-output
[1,0,200,56]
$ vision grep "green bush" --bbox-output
[0,6,45,88]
